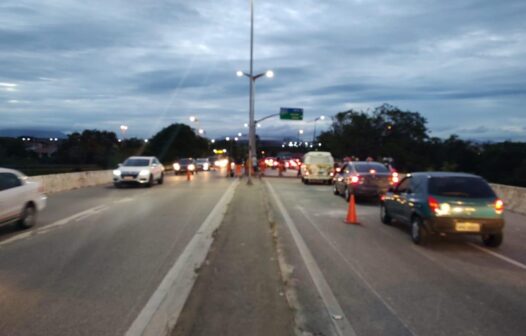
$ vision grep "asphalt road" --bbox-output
[0,171,234,336]
[265,178,526,336]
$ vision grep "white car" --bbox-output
[113,156,165,187]
[0,168,47,229]
[300,151,335,185]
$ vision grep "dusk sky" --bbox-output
[1,0,525,141]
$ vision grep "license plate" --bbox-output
[456,222,480,232]
[123,176,134,181]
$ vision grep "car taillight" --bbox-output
[495,199,504,214]
[350,175,360,184]
[380,194,386,201]
[391,172,399,184]
[336,167,341,173]
[428,196,440,214]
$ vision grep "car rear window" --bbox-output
[353,163,389,173]
[306,156,333,164]
[180,159,193,164]
[428,176,496,198]
[123,159,150,167]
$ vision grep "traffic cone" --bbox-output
[187,169,191,181]
[345,193,359,224]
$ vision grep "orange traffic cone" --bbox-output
[186,169,191,181]
[345,193,359,224]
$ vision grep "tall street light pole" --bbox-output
[237,0,274,185]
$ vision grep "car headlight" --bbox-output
[113,169,121,176]
[188,164,195,171]
[173,163,180,171]
[203,163,209,170]
[139,170,150,177]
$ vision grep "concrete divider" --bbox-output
[490,183,526,215]
[30,170,112,194]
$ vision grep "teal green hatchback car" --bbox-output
[380,172,504,246]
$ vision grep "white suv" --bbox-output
[0,168,47,229]
[113,156,165,188]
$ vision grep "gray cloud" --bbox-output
[0,0,525,142]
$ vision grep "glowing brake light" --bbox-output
[428,196,440,214]
[495,199,504,214]
[391,172,399,184]
[350,175,360,184]
[336,167,341,173]
[369,169,376,174]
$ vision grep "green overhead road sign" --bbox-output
[280,107,304,120]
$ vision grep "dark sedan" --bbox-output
[380,172,504,246]
[333,161,397,201]
[172,158,196,175]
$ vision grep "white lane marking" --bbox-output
[0,204,109,248]
[265,181,357,336]
[114,197,135,204]
[125,179,239,336]
[467,243,526,271]
[296,205,418,336]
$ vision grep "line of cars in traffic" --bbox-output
[299,151,505,247]
[112,156,218,188]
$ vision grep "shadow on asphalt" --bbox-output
[386,220,488,249]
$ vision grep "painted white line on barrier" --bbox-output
[125,179,239,336]
[296,205,417,336]
[265,181,357,336]
[0,204,109,248]
[467,243,526,271]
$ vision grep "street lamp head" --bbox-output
[198,129,204,135]
[236,70,244,77]
[265,70,274,78]
[189,116,197,123]
[120,125,128,132]
[211,139,215,143]
[237,132,242,137]
[234,137,239,141]
[299,129,304,134]
[257,123,261,128]
[226,137,230,141]
[243,123,248,128]
[320,115,325,120]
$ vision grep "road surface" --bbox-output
[265,177,526,336]
[0,172,234,336]
[1,173,525,336]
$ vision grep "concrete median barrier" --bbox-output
[30,170,112,194]
[490,183,526,215]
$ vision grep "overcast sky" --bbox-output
[1,0,525,141]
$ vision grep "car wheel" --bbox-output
[482,233,503,247]
[333,183,339,195]
[344,187,350,202]
[147,175,154,188]
[18,204,37,229]
[158,173,164,184]
[380,203,392,225]
[411,216,427,245]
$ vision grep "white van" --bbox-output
[300,151,335,184]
